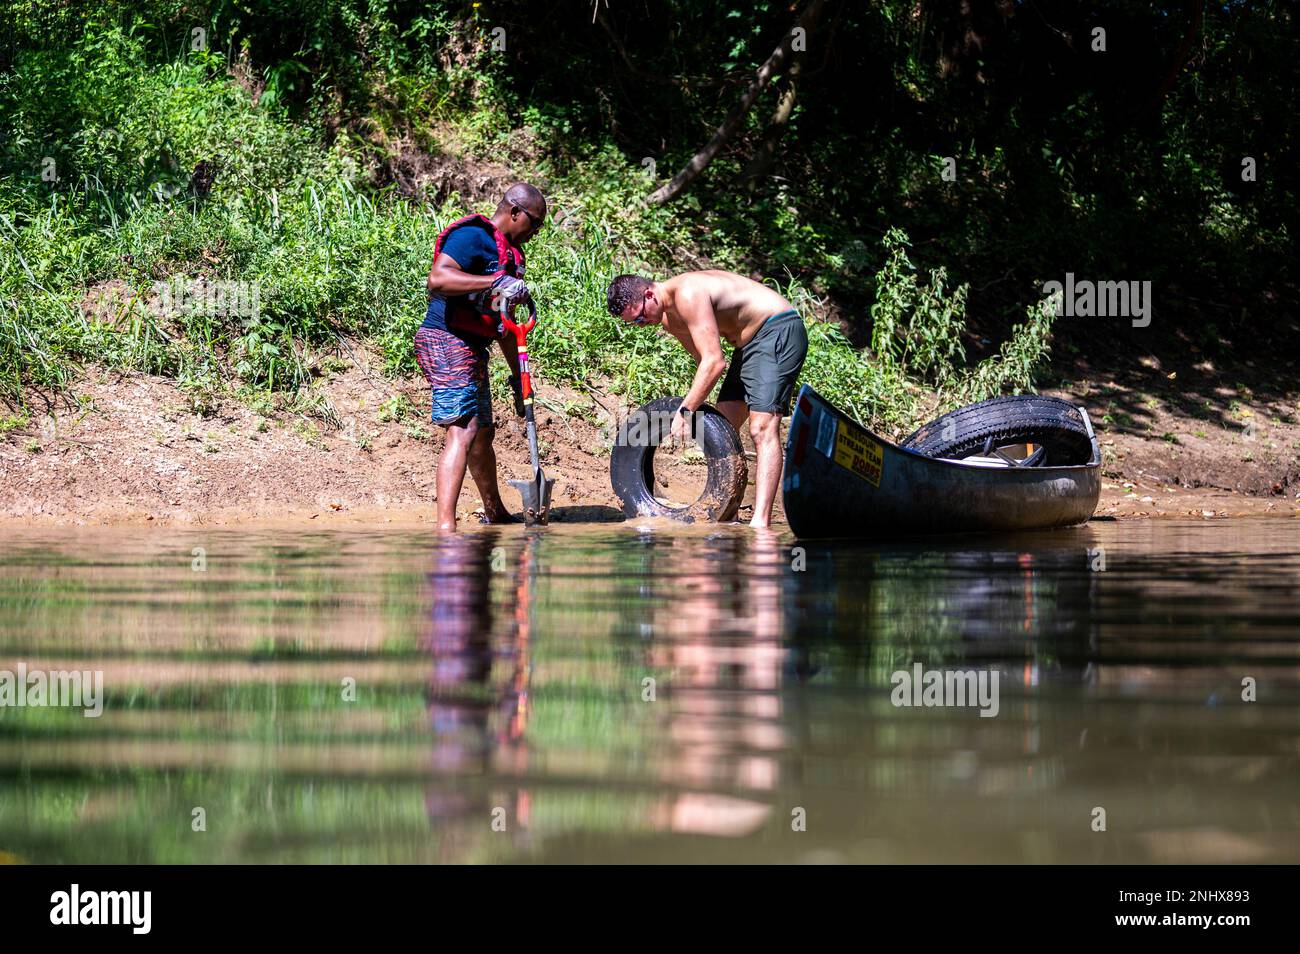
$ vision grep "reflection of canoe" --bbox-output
[782,386,1101,539]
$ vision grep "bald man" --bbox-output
[416,183,547,530]
[606,270,808,529]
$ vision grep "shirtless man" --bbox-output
[606,270,808,529]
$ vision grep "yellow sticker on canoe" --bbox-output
[832,420,884,487]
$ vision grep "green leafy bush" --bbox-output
[1,4,1064,437]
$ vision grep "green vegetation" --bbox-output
[2,1,1293,433]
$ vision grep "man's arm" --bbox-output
[676,326,703,363]
[426,253,497,297]
[672,289,727,413]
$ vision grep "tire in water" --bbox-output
[610,396,748,522]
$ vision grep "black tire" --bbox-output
[610,396,748,522]
[900,394,1094,464]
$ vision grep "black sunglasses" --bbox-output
[627,299,653,325]
[514,205,544,230]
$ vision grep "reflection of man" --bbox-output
[644,532,786,834]
[425,533,494,812]
[424,531,533,842]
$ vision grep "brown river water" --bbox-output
[1,518,1298,863]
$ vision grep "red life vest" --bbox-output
[433,214,525,340]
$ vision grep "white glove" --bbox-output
[490,274,530,312]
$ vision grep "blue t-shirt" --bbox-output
[421,224,503,333]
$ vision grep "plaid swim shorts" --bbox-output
[414,326,493,427]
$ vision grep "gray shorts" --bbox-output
[717,309,808,415]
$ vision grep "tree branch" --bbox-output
[738,57,804,188]
[647,0,828,205]
[1146,0,1205,117]
[738,0,834,189]
[595,9,744,90]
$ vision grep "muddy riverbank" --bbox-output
[2,353,1297,528]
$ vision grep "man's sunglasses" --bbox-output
[627,299,653,325]
[514,205,544,230]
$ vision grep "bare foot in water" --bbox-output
[478,502,520,524]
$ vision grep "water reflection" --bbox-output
[424,530,535,853]
[0,520,1298,863]
[640,530,784,835]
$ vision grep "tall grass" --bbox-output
[0,19,1056,433]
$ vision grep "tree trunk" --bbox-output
[647,0,827,205]
[1146,0,1204,118]
[739,53,805,188]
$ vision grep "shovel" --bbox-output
[502,299,554,525]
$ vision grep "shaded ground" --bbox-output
[2,338,1297,527]
[1037,305,1300,517]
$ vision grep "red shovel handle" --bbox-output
[500,298,537,343]
[501,298,538,403]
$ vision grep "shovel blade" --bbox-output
[509,472,555,526]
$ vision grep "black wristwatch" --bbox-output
[677,403,694,419]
